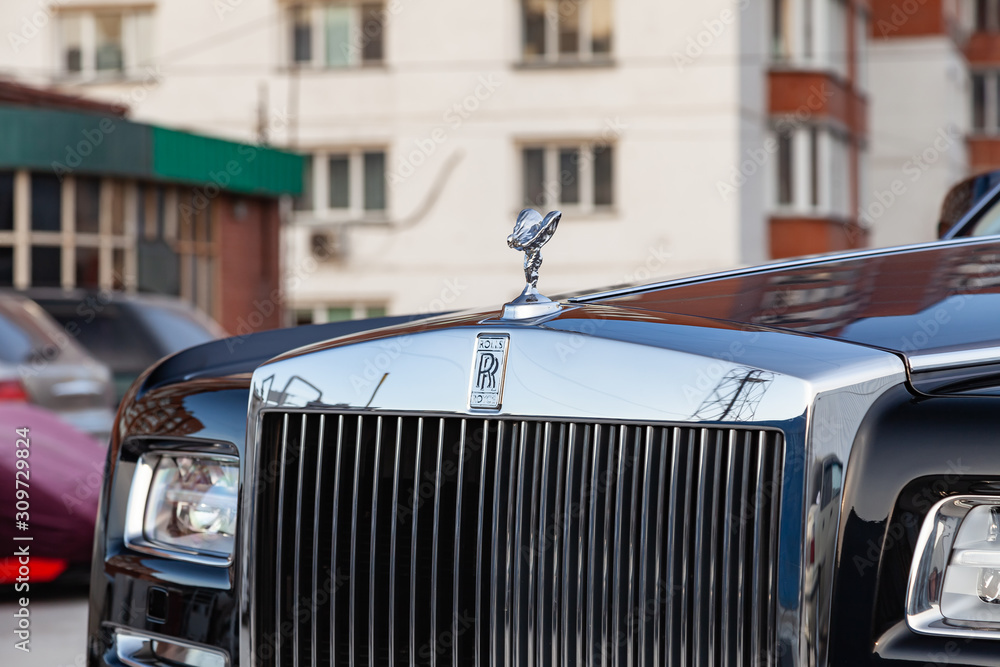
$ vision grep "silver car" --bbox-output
[0,294,115,442]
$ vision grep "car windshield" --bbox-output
[132,302,220,354]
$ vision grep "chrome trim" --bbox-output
[310,414,326,667]
[274,414,289,667]
[389,417,402,667]
[292,416,307,667]
[240,319,908,667]
[570,235,1000,304]
[908,345,1000,373]
[114,628,229,667]
[123,451,237,568]
[369,416,382,667]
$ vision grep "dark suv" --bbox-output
[24,290,225,403]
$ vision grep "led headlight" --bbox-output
[125,452,239,565]
[907,496,1000,638]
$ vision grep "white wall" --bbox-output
[866,36,968,248]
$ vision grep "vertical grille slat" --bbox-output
[389,418,403,667]
[560,424,577,667]
[489,422,506,667]
[409,418,424,667]
[257,415,785,667]
[453,420,468,667]
[750,433,767,667]
[311,415,327,667]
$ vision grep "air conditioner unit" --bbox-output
[309,228,346,262]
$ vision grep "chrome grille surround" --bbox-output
[240,317,908,667]
[254,413,783,667]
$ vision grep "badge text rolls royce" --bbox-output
[88,209,1000,667]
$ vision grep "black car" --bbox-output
[24,290,225,403]
[87,206,1000,667]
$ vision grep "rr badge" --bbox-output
[470,334,509,410]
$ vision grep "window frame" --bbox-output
[771,123,853,219]
[519,0,614,66]
[55,7,153,81]
[294,301,390,324]
[286,1,386,69]
[971,69,1000,135]
[770,0,854,79]
[519,141,616,214]
[0,172,138,291]
[294,148,389,221]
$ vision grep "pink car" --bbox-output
[0,403,104,586]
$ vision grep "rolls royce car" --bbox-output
[88,207,1000,667]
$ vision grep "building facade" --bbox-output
[0,0,889,320]
[0,80,302,333]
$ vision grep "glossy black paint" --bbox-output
[590,237,1000,362]
[831,383,1000,666]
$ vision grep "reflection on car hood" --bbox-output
[581,237,1000,363]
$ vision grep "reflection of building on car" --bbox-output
[0,293,115,440]
[0,404,103,586]
[25,290,225,404]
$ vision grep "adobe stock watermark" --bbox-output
[673,0,751,72]
[388,75,503,185]
[856,124,962,232]
[7,0,70,53]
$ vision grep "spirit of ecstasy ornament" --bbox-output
[502,208,562,320]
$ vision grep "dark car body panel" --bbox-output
[831,383,1000,666]
[88,240,1000,666]
[583,237,1000,363]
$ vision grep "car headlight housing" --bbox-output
[125,452,239,565]
[907,495,1000,638]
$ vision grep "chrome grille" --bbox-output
[253,413,784,667]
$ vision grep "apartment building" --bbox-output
[0,0,880,321]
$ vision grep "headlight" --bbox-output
[907,496,1000,638]
[125,452,239,565]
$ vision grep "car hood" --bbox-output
[576,236,1000,368]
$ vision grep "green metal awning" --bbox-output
[0,105,303,197]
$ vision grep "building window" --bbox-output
[288,2,385,68]
[521,142,614,211]
[521,0,613,63]
[295,302,389,325]
[970,71,1000,133]
[57,9,153,79]
[772,125,852,218]
[976,0,1000,31]
[0,173,138,291]
[771,0,852,77]
[294,149,388,219]
[178,190,217,317]
[0,173,13,233]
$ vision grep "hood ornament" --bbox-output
[502,208,563,320]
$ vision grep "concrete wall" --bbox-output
[866,36,968,247]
